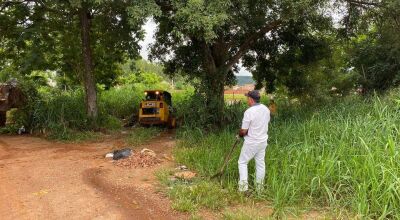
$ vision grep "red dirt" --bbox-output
[0,132,187,220]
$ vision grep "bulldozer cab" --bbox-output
[139,90,176,128]
[144,90,171,104]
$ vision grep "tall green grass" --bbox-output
[99,85,143,119]
[17,85,147,140]
[173,90,248,130]
[174,92,400,218]
[125,127,162,147]
[155,169,238,213]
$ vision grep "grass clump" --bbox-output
[175,129,242,179]
[222,210,269,220]
[125,127,162,147]
[0,124,19,134]
[99,85,143,119]
[155,169,236,213]
[169,180,234,212]
[45,124,101,142]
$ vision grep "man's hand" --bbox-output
[238,129,248,137]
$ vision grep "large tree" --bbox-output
[150,0,331,124]
[0,0,149,122]
[339,0,400,92]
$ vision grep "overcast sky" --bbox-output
[138,19,252,76]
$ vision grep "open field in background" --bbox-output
[224,93,247,100]
[224,93,270,104]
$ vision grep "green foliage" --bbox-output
[169,181,233,212]
[45,125,101,142]
[119,71,163,86]
[29,89,90,131]
[0,124,19,134]
[222,209,270,220]
[125,127,162,147]
[151,0,333,125]
[99,85,142,119]
[336,0,400,93]
[171,0,230,42]
[158,175,235,213]
[133,59,164,76]
[350,30,400,92]
[0,66,19,82]
[174,92,400,218]
[173,91,246,129]
[117,59,178,90]
[14,85,147,140]
[247,19,334,98]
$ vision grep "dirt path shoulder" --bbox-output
[0,132,186,220]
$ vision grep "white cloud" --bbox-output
[139,19,157,60]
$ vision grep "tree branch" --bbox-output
[0,0,72,15]
[155,0,174,13]
[36,0,73,16]
[347,0,384,7]
[0,1,29,13]
[225,20,281,70]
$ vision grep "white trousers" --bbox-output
[238,141,267,192]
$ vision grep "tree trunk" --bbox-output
[0,111,6,127]
[203,68,226,126]
[201,42,229,127]
[79,7,98,122]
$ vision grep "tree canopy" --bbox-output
[344,0,400,92]
[150,0,334,123]
[0,0,150,121]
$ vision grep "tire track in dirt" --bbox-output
[0,133,187,220]
[83,167,179,220]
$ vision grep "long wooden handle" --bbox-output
[218,138,241,173]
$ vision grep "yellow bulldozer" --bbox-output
[138,90,176,128]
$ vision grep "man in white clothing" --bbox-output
[238,90,270,193]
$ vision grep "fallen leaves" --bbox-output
[113,149,161,169]
[174,171,197,180]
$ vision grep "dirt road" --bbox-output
[0,132,186,220]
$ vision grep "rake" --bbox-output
[211,136,241,180]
